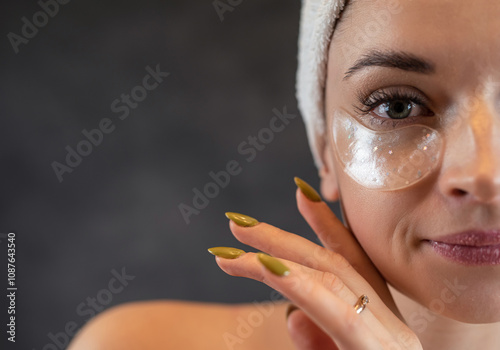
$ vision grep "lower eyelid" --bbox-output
[367,113,422,129]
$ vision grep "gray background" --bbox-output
[1,0,340,348]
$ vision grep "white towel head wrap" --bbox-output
[296,0,348,169]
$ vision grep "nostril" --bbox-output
[451,188,468,197]
[440,171,499,203]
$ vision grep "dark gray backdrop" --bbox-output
[1,0,341,348]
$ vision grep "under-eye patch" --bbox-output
[332,110,444,190]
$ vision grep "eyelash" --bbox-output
[353,87,434,127]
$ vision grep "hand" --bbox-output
[209,178,422,349]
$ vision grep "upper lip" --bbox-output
[429,230,500,246]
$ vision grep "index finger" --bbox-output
[294,178,401,319]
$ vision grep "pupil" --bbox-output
[388,100,410,119]
[394,102,404,113]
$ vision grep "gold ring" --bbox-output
[354,294,369,314]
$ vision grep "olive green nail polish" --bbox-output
[225,212,259,227]
[207,247,245,259]
[257,253,290,276]
[294,177,322,202]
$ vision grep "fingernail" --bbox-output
[207,247,246,259]
[257,253,290,276]
[225,212,259,227]
[286,304,299,319]
[294,177,322,202]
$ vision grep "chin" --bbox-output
[412,280,500,325]
[435,267,500,324]
[442,288,500,324]
[389,266,500,328]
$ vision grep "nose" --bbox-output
[438,99,500,204]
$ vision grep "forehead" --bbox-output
[330,0,500,84]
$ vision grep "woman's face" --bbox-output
[323,0,500,323]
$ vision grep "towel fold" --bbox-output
[297,0,347,168]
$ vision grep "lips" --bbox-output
[427,230,500,265]
[432,230,500,246]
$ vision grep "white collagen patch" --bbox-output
[332,111,444,190]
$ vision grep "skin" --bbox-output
[322,0,500,347]
[218,0,500,347]
[68,301,295,349]
[69,0,500,349]
[323,0,500,324]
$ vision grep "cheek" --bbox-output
[335,167,425,271]
[332,138,500,323]
[337,171,403,248]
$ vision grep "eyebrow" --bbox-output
[343,49,436,80]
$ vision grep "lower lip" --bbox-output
[429,241,500,265]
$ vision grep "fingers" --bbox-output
[209,178,420,348]
[226,210,366,293]
[226,218,404,329]
[227,221,376,305]
[228,219,352,277]
[288,309,419,350]
[295,185,403,321]
[295,188,360,262]
[215,252,395,349]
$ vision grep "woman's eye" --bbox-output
[374,99,428,119]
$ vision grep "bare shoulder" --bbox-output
[68,299,294,350]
